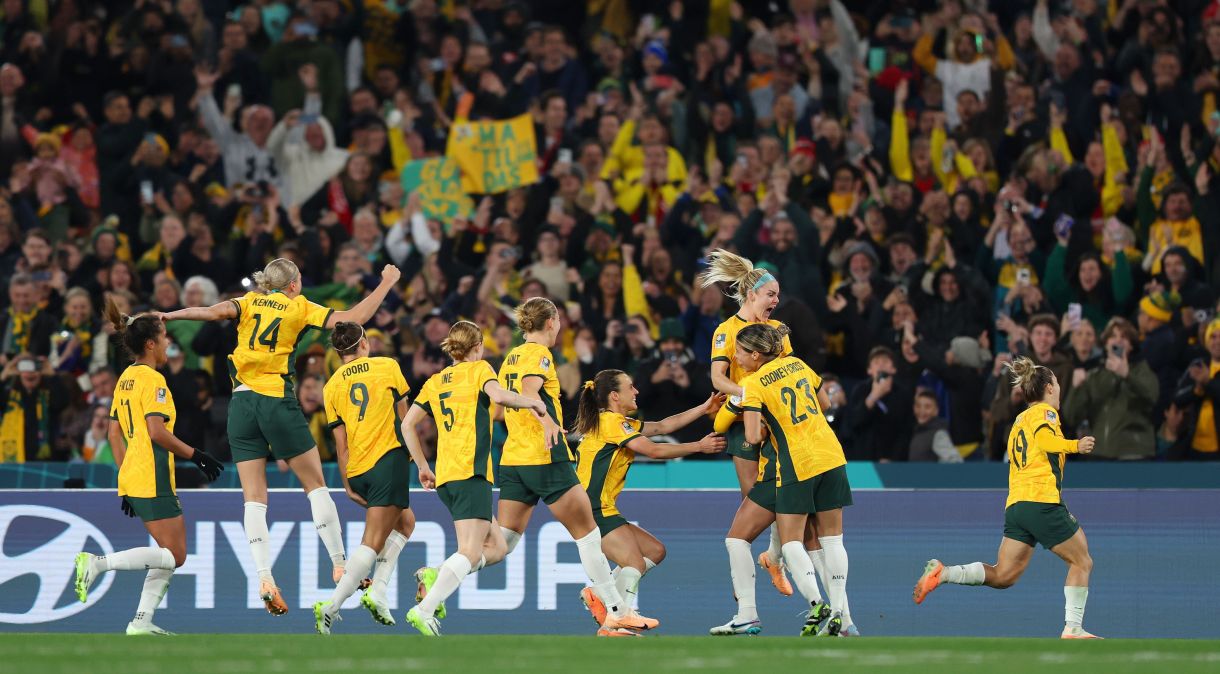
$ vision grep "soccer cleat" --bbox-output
[1061,626,1103,639]
[406,606,441,636]
[414,567,447,619]
[73,552,97,603]
[579,587,608,626]
[260,580,289,616]
[313,601,341,635]
[800,601,832,636]
[125,622,174,635]
[361,590,396,626]
[758,551,794,596]
[709,617,762,636]
[817,611,843,637]
[913,559,944,605]
[603,610,659,631]
[597,626,642,637]
[840,624,862,637]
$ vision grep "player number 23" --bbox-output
[779,378,819,425]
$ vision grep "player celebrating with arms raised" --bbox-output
[399,320,560,636]
[74,299,224,635]
[699,250,795,597]
[573,369,725,630]
[496,298,658,636]
[914,357,1100,639]
[313,322,417,633]
[735,323,856,637]
[158,258,400,614]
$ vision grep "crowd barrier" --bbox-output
[0,489,1215,637]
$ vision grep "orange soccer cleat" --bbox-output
[260,580,289,616]
[913,559,944,605]
[596,626,643,637]
[758,551,794,597]
[603,610,659,632]
[580,587,608,626]
[1061,627,1103,639]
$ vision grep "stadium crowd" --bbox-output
[2,0,1220,468]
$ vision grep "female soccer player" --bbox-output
[914,357,1100,639]
[707,325,832,636]
[734,323,855,637]
[573,369,725,624]
[73,299,223,634]
[496,297,657,636]
[158,258,400,614]
[399,320,559,636]
[699,250,795,597]
[313,322,417,633]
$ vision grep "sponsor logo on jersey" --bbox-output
[0,506,115,624]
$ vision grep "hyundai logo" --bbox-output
[0,505,115,624]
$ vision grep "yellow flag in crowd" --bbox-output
[446,114,540,194]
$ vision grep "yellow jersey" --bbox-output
[740,356,844,486]
[499,341,571,465]
[323,356,410,478]
[1006,402,1079,508]
[229,291,333,397]
[721,396,778,483]
[711,315,793,385]
[576,411,642,517]
[414,360,498,487]
[110,364,177,498]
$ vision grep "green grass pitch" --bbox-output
[3,635,1219,674]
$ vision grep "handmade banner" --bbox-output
[399,157,473,221]
[446,114,539,194]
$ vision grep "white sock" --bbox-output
[476,554,487,571]
[327,545,377,616]
[418,553,471,616]
[132,568,173,626]
[942,562,986,585]
[574,529,627,617]
[819,535,850,624]
[643,557,657,573]
[307,488,346,567]
[781,541,823,604]
[501,527,522,555]
[809,548,828,589]
[1064,586,1088,628]
[615,566,643,606]
[725,538,757,622]
[244,502,274,582]
[97,547,175,572]
[767,525,784,567]
[371,531,407,601]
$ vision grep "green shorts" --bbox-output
[497,462,580,506]
[1004,502,1080,549]
[593,510,629,536]
[747,478,777,512]
[228,391,317,463]
[348,447,411,509]
[725,422,761,461]
[438,476,493,521]
[124,495,182,522]
[776,465,853,515]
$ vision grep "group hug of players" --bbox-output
[71,250,1100,639]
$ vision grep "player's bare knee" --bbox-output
[647,543,667,566]
[398,512,416,538]
[172,547,188,568]
[1077,554,1093,574]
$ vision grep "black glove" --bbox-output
[189,448,224,482]
[121,496,135,518]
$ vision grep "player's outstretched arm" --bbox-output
[625,433,726,460]
[158,300,238,323]
[327,265,401,328]
[642,392,726,436]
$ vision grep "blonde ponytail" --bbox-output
[1009,356,1055,403]
[699,249,773,305]
[252,258,300,294]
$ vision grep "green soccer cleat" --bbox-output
[414,567,446,619]
[313,601,340,635]
[125,622,174,635]
[800,601,832,636]
[406,606,441,636]
[361,590,396,626]
[817,610,844,637]
[74,552,97,603]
